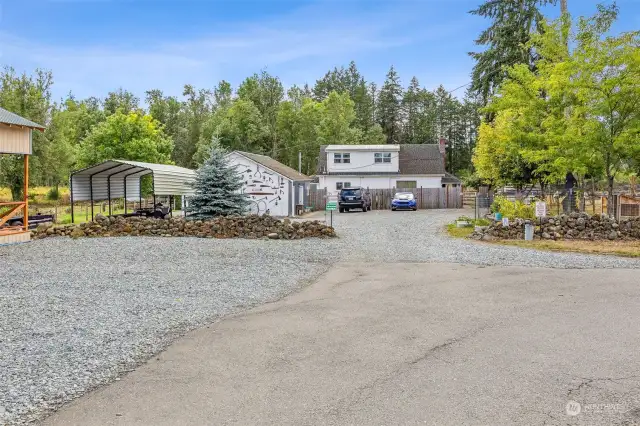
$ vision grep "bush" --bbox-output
[46,186,61,201]
[490,196,535,219]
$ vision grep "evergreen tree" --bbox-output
[187,139,249,219]
[469,0,556,106]
[377,66,402,144]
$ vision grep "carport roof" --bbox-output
[71,160,195,178]
[70,160,196,197]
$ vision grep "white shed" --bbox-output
[227,151,311,217]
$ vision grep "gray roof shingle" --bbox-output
[398,144,444,175]
[0,107,45,129]
[235,151,311,181]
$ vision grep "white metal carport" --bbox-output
[70,160,196,222]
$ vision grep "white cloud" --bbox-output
[0,1,469,101]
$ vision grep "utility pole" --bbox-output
[298,151,302,174]
[560,0,567,14]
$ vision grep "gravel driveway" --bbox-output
[2,209,639,424]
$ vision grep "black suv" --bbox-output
[338,187,371,212]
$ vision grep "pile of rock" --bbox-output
[471,212,640,241]
[33,214,337,240]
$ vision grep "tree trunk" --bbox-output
[607,175,615,216]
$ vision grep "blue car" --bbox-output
[391,192,417,211]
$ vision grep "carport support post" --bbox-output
[89,175,94,221]
[138,176,142,210]
[107,175,112,216]
[70,175,75,224]
[124,175,127,214]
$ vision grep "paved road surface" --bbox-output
[44,261,640,425]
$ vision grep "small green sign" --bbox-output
[326,201,337,211]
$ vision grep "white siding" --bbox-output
[226,152,293,217]
[326,150,399,174]
[319,175,442,196]
[0,126,30,154]
[0,231,30,246]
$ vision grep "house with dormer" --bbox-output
[316,141,460,194]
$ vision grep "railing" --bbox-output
[0,201,28,234]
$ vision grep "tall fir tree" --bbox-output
[377,66,402,144]
[187,138,249,218]
[469,0,556,106]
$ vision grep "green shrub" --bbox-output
[46,186,61,201]
[490,195,535,219]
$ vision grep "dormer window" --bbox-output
[374,152,392,163]
[334,153,350,164]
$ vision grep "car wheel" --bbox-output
[391,208,396,211]
[362,206,367,212]
[339,207,344,213]
[345,208,350,212]
[413,208,417,211]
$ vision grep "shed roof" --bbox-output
[70,160,196,201]
[0,107,45,130]
[442,172,462,184]
[233,151,311,181]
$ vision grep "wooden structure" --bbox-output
[0,107,45,245]
[309,186,463,211]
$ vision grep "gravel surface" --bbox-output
[2,209,639,424]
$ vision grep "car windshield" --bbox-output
[394,192,414,200]
[342,189,361,196]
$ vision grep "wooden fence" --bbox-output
[309,186,462,211]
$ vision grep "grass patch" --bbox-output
[493,239,640,258]
[446,223,475,238]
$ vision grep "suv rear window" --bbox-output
[341,189,361,197]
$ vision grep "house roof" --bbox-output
[317,144,446,176]
[398,144,445,175]
[0,107,45,130]
[234,151,311,181]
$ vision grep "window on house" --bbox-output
[374,152,392,163]
[336,182,343,190]
[396,181,417,189]
[336,182,352,190]
[334,153,351,164]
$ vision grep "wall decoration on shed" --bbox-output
[235,163,285,215]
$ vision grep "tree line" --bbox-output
[0,62,480,200]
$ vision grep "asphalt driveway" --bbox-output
[43,261,640,426]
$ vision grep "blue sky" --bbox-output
[0,0,638,102]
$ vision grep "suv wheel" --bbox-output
[362,206,368,212]
[339,207,344,213]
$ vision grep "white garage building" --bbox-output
[227,151,312,217]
